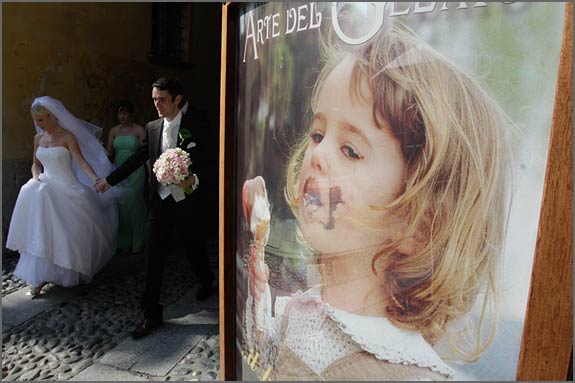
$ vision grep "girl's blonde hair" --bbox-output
[285,20,511,361]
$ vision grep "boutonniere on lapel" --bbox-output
[178,129,192,147]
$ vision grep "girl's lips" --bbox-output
[302,177,323,222]
[303,177,322,209]
[301,177,344,230]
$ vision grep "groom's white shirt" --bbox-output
[180,101,189,115]
[158,111,199,201]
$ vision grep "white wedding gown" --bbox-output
[6,146,118,287]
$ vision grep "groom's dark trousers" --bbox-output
[143,189,212,318]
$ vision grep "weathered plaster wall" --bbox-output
[3,2,155,160]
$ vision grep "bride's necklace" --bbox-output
[47,127,63,136]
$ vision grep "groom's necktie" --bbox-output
[158,118,182,201]
[161,120,177,152]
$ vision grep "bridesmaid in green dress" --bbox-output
[106,101,147,253]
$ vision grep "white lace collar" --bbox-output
[297,287,455,379]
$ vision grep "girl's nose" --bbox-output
[310,140,331,174]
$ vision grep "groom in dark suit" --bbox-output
[95,77,214,338]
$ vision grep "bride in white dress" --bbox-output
[6,96,120,297]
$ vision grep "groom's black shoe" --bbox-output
[131,316,163,339]
[196,283,214,301]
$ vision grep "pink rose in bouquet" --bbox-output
[153,148,192,188]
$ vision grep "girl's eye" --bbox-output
[310,131,324,144]
[341,144,362,160]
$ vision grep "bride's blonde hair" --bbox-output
[30,103,51,116]
[285,21,512,361]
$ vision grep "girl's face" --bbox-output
[297,56,408,254]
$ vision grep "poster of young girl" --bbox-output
[233,2,566,380]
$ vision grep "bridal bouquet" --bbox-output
[153,148,192,192]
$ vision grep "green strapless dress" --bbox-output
[113,136,146,253]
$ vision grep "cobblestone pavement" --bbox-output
[2,246,220,381]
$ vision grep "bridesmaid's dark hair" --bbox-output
[116,100,134,114]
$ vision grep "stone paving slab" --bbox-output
[164,287,219,321]
[2,285,86,327]
[166,309,219,326]
[99,338,145,371]
[132,324,214,376]
[102,323,214,376]
[100,288,219,377]
[72,363,148,381]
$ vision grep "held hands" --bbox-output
[94,177,111,193]
[242,176,271,302]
